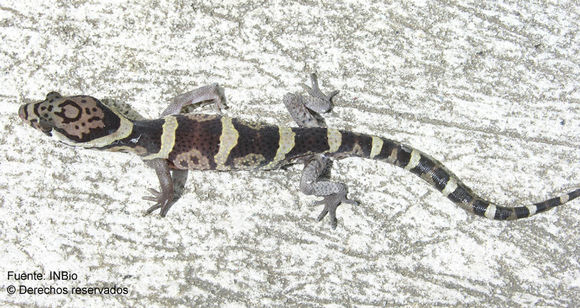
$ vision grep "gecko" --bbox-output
[18,74,579,228]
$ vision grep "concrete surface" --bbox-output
[1,0,579,306]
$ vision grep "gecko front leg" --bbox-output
[143,158,175,216]
[161,83,226,116]
[301,154,358,229]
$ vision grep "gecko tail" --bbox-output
[336,131,579,220]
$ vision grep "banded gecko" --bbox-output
[18,74,579,228]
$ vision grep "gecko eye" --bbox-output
[45,91,62,100]
[37,119,53,136]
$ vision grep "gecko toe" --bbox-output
[143,187,173,216]
[316,205,328,221]
[314,193,356,229]
[327,90,339,101]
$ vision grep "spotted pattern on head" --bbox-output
[19,92,133,147]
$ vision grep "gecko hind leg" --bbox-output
[162,83,227,117]
[300,154,358,229]
[284,73,339,128]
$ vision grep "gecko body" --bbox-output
[18,74,579,228]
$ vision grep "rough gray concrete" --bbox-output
[1,1,579,306]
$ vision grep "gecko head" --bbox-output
[19,92,133,147]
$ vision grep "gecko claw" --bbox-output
[326,90,340,102]
[143,187,173,216]
[300,73,339,104]
[314,194,358,229]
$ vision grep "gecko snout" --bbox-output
[18,104,28,121]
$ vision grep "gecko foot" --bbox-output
[300,73,339,113]
[143,188,174,217]
[284,73,338,127]
[315,193,359,229]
